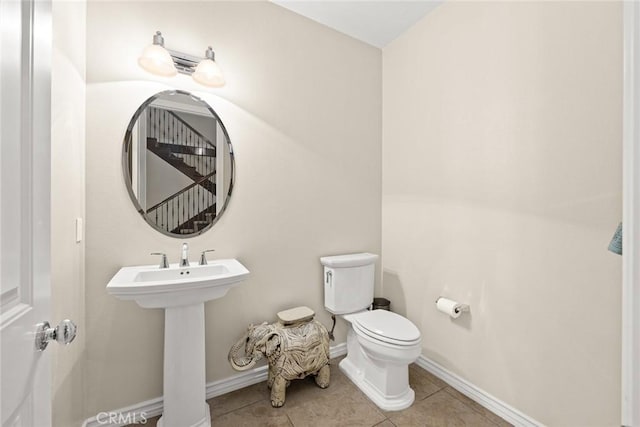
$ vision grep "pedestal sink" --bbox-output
[107,259,250,427]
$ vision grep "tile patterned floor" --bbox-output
[129,358,512,427]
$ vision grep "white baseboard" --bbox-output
[82,342,348,427]
[329,341,348,358]
[415,355,543,427]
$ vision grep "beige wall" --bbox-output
[382,2,622,426]
[84,0,381,418]
[51,1,86,426]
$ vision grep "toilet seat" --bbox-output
[351,310,420,346]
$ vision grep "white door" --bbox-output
[0,0,53,425]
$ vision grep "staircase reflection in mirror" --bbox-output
[122,90,234,237]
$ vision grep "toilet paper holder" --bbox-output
[435,297,470,314]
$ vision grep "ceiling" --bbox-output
[271,1,442,48]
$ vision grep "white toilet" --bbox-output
[320,253,422,411]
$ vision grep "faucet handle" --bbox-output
[151,252,169,269]
[199,249,215,266]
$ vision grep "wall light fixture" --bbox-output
[138,31,226,88]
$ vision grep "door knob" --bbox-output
[35,319,78,351]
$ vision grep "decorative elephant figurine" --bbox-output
[228,319,331,407]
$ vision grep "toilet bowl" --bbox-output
[339,309,421,411]
[320,253,421,411]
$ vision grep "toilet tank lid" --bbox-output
[320,253,379,268]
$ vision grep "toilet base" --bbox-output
[339,356,415,411]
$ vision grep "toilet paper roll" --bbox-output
[436,297,463,318]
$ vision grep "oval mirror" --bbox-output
[122,90,234,237]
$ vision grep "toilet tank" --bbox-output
[320,253,379,314]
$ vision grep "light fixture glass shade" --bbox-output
[138,44,177,77]
[192,59,226,88]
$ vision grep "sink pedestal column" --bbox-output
[157,302,211,427]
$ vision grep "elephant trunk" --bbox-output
[228,334,262,371]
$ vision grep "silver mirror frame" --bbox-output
[122,90,235,238]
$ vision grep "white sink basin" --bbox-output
[107,258,250,308]
[106,258,249,427]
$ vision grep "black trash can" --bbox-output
[372,297,391,311]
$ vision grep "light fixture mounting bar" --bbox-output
[167,49,204,76]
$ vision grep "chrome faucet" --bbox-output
[180,243,190,267]
[199,249,215,265]
[151,252,169,269]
